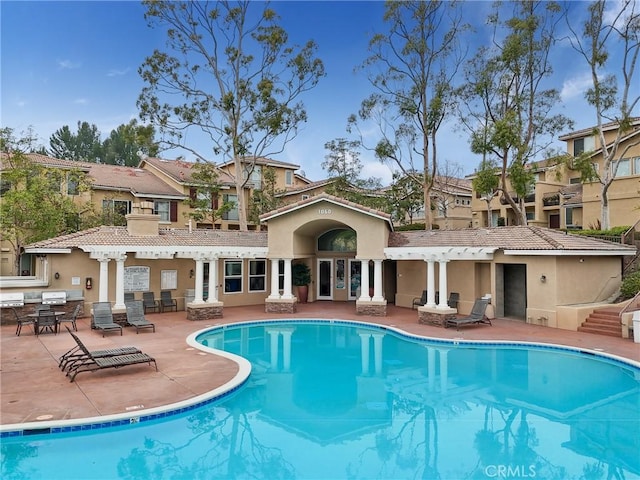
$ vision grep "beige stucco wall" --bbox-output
[265,200,390,260]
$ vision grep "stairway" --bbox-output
[578,307,623,337]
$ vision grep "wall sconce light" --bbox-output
[54,272,60,280]
[579,258,585,263]
[540,275,547,283]
[189,269,195,278]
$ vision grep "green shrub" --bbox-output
[569,226,630,237]
[620,270,640,298]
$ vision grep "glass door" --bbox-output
[317,259,333,300]
[348,259,361,300]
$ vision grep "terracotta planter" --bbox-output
[297,285,309,303]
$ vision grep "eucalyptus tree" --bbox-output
[458,1,572,225]
[137,1,325,230]
[348,1,466,230]
[0,128,94,275]
[471,158,500,227]
[566,0,640,230]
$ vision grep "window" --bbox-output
[301,194,310,200]
[285,170,293,186]
[573,136,595,156]
[244,165,261,190]
[222,194,239,220]
[612,158,631,177]
[635,157,640,176]
[224,260,242,293]
[102,199,130,225]
[278,260,285,290]
[67,174,79,195]
[154,200,170,222]
[565,206,574,226]
[249,260,266,292]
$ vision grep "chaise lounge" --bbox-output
[445,298,491,330]
[92,302,123,337]
[125,300,156,333]
[62,328,157,382]
[59,326,141,372]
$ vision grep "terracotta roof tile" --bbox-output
[142,156,235,185]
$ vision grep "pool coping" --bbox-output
[2,317,639,438]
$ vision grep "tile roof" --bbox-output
[388,226,635,252]
[141,156,235,185]
[218,156,300,170]
[558,117,640,141]
[27,226,268,249]
[1,153,186,198]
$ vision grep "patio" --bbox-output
[2,303,639,426]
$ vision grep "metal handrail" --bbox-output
[619,290,640,318]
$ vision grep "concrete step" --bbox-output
[578,325,623,337]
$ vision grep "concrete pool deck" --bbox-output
[2,303,639,427]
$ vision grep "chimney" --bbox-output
[126,202,160,236]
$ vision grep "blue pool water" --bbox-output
[2,320,639,480]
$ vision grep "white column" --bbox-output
[371,333,384,375]
[426,260,436,307]
[193,259,205,304]
[359,332,371,375]
[437,260,448,309]
[282,259,294,299]
[372,259,384,301]
[359,259,370,301]
[439,349,449,394]
[207,258,218,302]
[268,258,280,299]
[98,258,110,302]
[114,254,127,309]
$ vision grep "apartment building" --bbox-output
[470,119,640,230]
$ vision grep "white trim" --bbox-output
[503,249,636,256]
[261,196,393,227]
[384,246,497,261]
[23,248,72,254]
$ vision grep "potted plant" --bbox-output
[292,262,311,303]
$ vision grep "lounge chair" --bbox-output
[92,302,123,337]
[59,326,141,372]
[445,298,491,330]
[142,292,160,314]
[125,300,156,333]
[448,292,460,309]
[124,292,136,303]
[412,290,427,309]
[160,290,177,312]
[59,304,81,332]
[13,308,36,336]
[62,328,157,382]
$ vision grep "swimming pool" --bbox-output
[2,319,639,479]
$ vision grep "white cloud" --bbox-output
[560,72,592,102]
[74,98,88,105]
[57,59,81,70]
[362,160,393,186]
[107,68,130,77]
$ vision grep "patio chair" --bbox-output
[63,328,157,383]
[13,308,36,336]
[124,292,136,303]
[35,304,51,314]
[59,326,141,372]
[160,290,177,312]
[125,300,156,333]
[448,292,460,309]
[59,304,81,332]
[91,302,123,337]
[445,298,491,331]
[412,290,427,309]
[37,311,58,335]
[142,292,160,314]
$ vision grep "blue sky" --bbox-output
[2,1,635,185]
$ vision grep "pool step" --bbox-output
[578,307,623,337]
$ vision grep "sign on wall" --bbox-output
[161,270,178,290]
[124,266,150,292]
